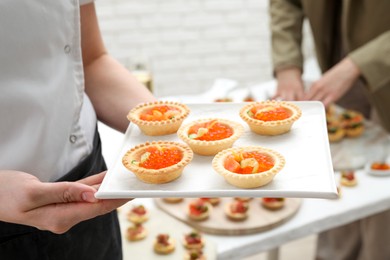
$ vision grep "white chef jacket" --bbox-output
[0,0,97,181]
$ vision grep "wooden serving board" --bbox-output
[155,198,302,236]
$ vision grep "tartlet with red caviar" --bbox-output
[212,146,285,188]
[239,100,301,135]
[122,141,193,184]
[178,118,244,156]
[127,101,190,136]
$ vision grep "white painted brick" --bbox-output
[95,0,315,97]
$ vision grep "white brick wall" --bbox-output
[95,0,315,97]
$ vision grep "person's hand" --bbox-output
[304,57,361,107]
[0,170,129,234]
[273,67,305,101]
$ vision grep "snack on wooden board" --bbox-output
[178,118,244,156]
[225,200,249,221]
[126,224,147,241]
[163,197,184,203]
[212,146,285,188]
[239,100,301,136]
[199,197,220,206]
[127,205,149,224]
[122,141,193,184]
[261,198,285,210]
[187,199,212,221]
[127,101,190,136]
[340,170,357,187]
[154,233,176,255]
[183,230,205,250]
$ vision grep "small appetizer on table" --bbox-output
[154,233,176,255]
[183,230,204,250]
[126,224,147,242]
[127,205,149,224]
[340,170,357,187]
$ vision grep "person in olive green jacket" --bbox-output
[269,0,390,259]
[270,0,390,131]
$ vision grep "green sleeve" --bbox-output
[269,0,305,74]
[348,31,390,93]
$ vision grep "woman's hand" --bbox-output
[273,67,305,101]
[0,171,129,234]
[304,57,361,107]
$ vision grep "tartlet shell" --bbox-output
[212,146,285,188]
[122,141,193,184]
[178,118,244,156]
[127,101,190,136]
[239,100,302,136]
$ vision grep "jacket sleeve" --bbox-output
[269,0,305,74]
[348,30,390,93]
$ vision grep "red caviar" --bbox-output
[188,120,233,141]
[250,105,291,121]
[139,146,182,169]
[224,151,274,174]
[371,162,390,170]
[139,105,180,121]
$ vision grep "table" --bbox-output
[98,120,390,260]
[97,79,390,259]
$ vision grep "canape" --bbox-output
[127,101,190,136]
[122,141,193,184]
[212,146,285,188]
[239,100,301,135]
[178,118,244,156]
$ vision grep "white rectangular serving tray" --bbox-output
[96,101,338,199]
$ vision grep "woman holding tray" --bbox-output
[0,1,155,259]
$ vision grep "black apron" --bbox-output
[0,130,122,260]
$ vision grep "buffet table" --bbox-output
[98,120,390,260]
[97,79,390,259]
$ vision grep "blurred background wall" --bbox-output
[95,0,315,97]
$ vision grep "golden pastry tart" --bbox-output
[239,100,301,135]
[212,146,285,188]
[127,101,190,136]
[177,118,244,156]
[122,141,193,184]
